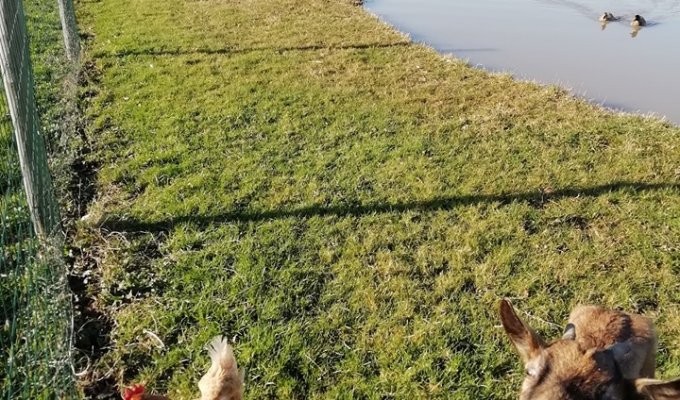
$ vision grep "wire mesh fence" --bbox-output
[0,0,61,238]
[57,0,79,62]
[1,0,79,398]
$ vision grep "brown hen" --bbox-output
[122,336,243,400]
[198,336,243,400]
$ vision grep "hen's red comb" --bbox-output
[123,384,145,400]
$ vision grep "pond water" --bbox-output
[364,0,680,125]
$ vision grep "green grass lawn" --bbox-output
[76,0,680,398]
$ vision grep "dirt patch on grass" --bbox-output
[60,59,120,399]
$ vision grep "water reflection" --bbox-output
[630,26,642,37]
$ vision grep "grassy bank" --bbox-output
[76,0,680,398]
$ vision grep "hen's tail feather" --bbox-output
[207,336,237,369]
[199,335,243,400]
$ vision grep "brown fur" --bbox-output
[568,305,657,379]
[499,300,680,400]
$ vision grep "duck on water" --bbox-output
[631,14,647,27]
[599,12,618,22]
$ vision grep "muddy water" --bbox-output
[365,0,680,124]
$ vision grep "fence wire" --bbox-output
[57,0,79,62]
[0,0,78,398]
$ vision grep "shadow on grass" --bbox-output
[101,181,680,233]
[94,41,414,59]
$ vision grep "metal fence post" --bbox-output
[0,0,61,239]
[57,0,80,62]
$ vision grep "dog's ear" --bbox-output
[562,323,576,340]
[499,299,546,364]
[635,377,680,399]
